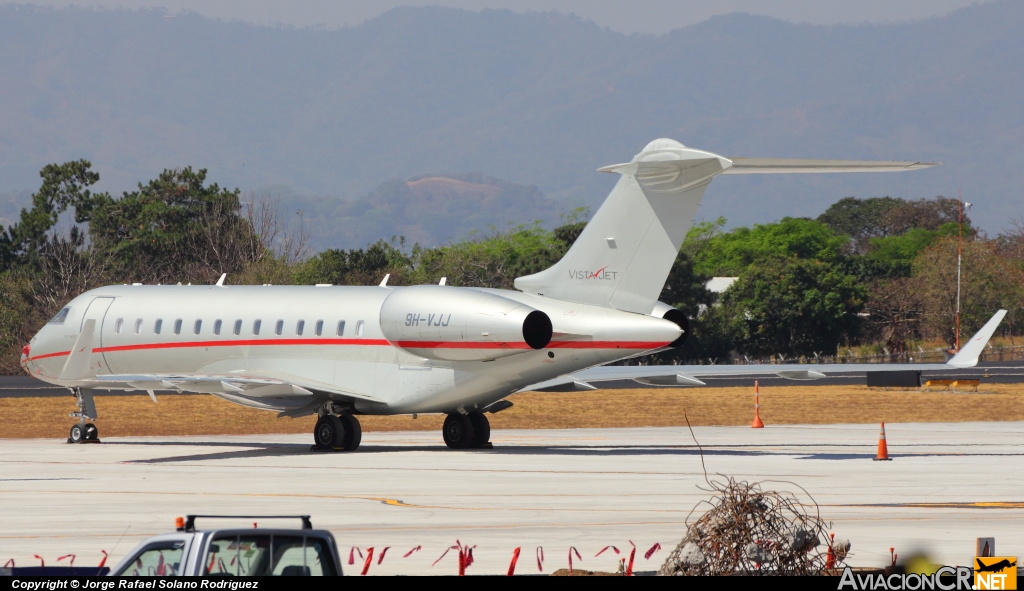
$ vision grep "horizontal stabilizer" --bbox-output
[722,158,937,174]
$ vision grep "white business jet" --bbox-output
[21,139,1004,451]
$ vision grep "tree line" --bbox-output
[2,161,1022,373]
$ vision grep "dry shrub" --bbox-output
[659,477,849,576]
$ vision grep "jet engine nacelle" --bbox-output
[380,285,552,361]
[650,301,689,348]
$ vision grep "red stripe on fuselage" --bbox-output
[27,337,669,362]
[27,350,72,361]
[394,341,533,349]
[547,341,668,349]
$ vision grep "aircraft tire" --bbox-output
[84,423,99,441]
[313,415,345,450]
[468,412,490,448]
[341,414,362,451]
[68,424,84,444]
[442,413,476,450]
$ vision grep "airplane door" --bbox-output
[80,297,114,375]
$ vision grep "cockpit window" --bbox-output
[48,307,71,325]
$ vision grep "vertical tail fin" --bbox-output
[514,139,732,314]
[514,138,937,315]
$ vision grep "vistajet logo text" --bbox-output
[837,567,972,590]
[568,267,618,281]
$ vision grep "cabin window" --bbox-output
[154,319,163,334]
[134,319,143,335]
[315,320,324,336]
[336,320,346,336]
[356,320,365,337]
[114,318,124,334]
[296,320,305,336]
[174,319,182,335]
[213,320,222,335]
[253,319,262,335]
[193,319,202,335]
[233,320,242,336]
[48,307,70,325]
[275,320,284,336]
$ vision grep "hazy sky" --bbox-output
[3,0,996,34]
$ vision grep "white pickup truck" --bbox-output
[108,515,343,576]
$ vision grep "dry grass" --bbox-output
[2,383,1023,439]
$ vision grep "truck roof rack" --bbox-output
[182,515,313,532]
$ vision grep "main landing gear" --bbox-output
[67,388,100,444]
[442,412,491,450]
[312,412,362,452]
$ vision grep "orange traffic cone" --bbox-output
[751,380,764,428]
[873,422,892,461]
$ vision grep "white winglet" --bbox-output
[216,273,227,286]
[946,310,1007,368]
[379,274,390,287]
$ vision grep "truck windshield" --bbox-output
[114,540,185,576]
[206,534,336,576]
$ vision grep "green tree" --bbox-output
[817,196,906,254]
[719,257,866,358]
[861,276,923,359]
[694,217,847,277]
[85,167,259,284]
[0,272,33,374]
[0,160,102,270]
[412,223,562,289]
[294,239,413,286]
[912,237,1024,348]
[860,225,958,278]
[885,196,969,236]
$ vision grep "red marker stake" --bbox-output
[361,547,374,576]
[507,547,521,576]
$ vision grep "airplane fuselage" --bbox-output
[23,283,682,415]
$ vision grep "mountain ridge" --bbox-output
[0,1,1021,243]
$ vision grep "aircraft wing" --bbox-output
[520,310,1005,392]
[89,373,385,416]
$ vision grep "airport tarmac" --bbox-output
[1,423,1021,575]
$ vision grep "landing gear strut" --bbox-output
[312,411,361,451]
[67,388,100,444]
[442,412,491,449]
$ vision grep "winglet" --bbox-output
[59,319,96,381]
[216,273,227,286]
[946,310,1007,368]
[379,274,390,287]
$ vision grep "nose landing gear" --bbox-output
[67,388,100,444]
